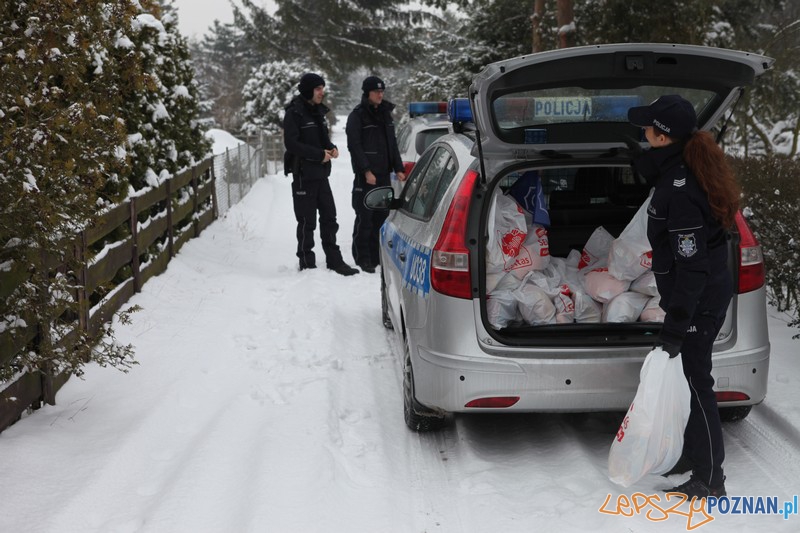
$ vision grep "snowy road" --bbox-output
[1,124,799,532]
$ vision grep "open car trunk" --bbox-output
[480,163,736,347]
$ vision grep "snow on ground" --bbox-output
[1,122,799,533]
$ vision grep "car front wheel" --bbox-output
[403,334,447,432]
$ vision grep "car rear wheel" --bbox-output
[719,405,752,422]
[403,334,447,432]
[381,272,393,330]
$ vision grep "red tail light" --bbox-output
[715,391,750,402]
[465,396,520,408]
[403,161,415,175]
[734,211,765,293]
[431,169,479,299]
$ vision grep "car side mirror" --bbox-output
[364,186,400,210]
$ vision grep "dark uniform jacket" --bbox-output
[635,143,730,347]
[345,97,403,183]
[283,96,336,181]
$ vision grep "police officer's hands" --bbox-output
[658,342,681,359]
[322,150,332,163]
[396,171,406,182]
[329,147,339,159]
[365,170,377,185]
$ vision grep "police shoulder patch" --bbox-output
[677,233,697,257]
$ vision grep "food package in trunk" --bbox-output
[578,226,614,271]
[584,267,631,303]
[514,282,556,325]
[630,270,658,296]
[572,289,602,323]
[640,295,666,322]
[487,192,533,278]
[602,292,650,323]
[553,284,575,323]
[487,289,521,328]
[608,189,654,281]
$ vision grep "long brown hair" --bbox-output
[682,131,740,228]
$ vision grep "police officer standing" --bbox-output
[627,95,741,500]
[345,76,406,273]
[283,73,358,276]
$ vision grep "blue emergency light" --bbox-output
[448,98,473,124]
[408,101,447,117]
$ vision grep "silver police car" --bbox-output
[367,44,773,431]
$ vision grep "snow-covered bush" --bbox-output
[734,155,800,338]
[240,60,334,135]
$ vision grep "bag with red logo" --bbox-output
[608,190,654,281]
[577,226,614,271]
[608,347,691,487]
[487,193,532,278]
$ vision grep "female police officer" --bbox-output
[628,95,741,499]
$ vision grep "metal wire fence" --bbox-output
[212,133,284,217]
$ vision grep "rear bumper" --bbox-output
[412,342,770,414]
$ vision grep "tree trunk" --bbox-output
[556,0,575,49]
[532,0,545,53]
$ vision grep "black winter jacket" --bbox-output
[345,98,403,181]
[635,143,731,347]
[283,96,336,181]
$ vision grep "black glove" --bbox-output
[657,342,681,359]
[621,134,644,157]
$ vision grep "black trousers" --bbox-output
[351,181,388,267]
[292,177,343,268]
[679,280,732,488]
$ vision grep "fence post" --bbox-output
[226,148,232,210]
[75,231,89,331]
[209,162,219,220]
[191,165,199,237]
[166,178,174,258]
[130,198,141,293]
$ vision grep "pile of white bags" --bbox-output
[486,187,662,329]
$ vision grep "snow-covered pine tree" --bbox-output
[189,20,255,131]
[233,0,429,78]
[0,0,138,385]
[123,0,210,192]
[241,60,330,135]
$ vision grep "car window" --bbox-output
[399,148,436,210]
[414,128,448,156]
[405,148,453,219]
[431,153,459,210]
[396,123,412,154]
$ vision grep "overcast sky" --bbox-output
[171,0,274,40]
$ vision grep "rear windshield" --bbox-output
[492,86,715,140]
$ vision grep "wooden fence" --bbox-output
[0,158,217,432]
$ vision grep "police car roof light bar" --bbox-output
[408,101,447,117]
[447,98,473,124]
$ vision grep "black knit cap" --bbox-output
[361,76,386,95]
[298,73,325,100]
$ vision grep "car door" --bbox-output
[382,145,459,329]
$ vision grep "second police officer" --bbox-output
[346,76,406,273]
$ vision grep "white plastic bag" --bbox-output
[640,295,666,322]
[578,226,614,271]
[583,267,630,303]
[487,192,532,278]
[602,292,650,323]
[608,190,654,281]
[608,347,691,487]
